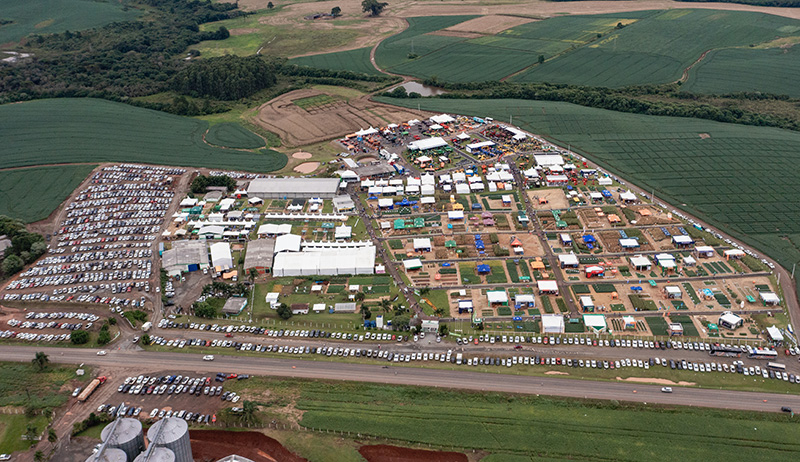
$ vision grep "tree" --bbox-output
[360,305,372,320]
[2,254,24,276]
[379,298,391,313]
[538,54,545,64]
[276,303,292,320]
[141,333,151,345]
[31,352,49,371]
[267,1,274,8]
[97,330,111,346]
[240,400,259,425]
[419,287,430,297]
[70,330,89,345]
[248,267,259,284]
[108,316,116,326]
[34,451,45,462]
[438,323,449,337]
[361,0,388,17]
[48,428,57,443]
[193,301,218,319]
[393,314,410,331]
[331,6,341,16]
[25,424,38,441]
[355,291,365,302]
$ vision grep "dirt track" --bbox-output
[359,444,468,462]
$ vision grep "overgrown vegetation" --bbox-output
[0,215,45,278]
[190,175,237,194]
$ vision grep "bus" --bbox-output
[767,362,786,371]
[709,345,742,358]
[749,348,778,360]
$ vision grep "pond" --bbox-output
[391,81,446,97]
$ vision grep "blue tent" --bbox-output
[476,242,485,250]
[582,235,596,244]
[477,264,491,274]
[398,198,411,206]
[513,316,522,321]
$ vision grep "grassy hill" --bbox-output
[0,165,96,223]
[377,96,800,278]
[0,98,286,172]
[0,0,140,44]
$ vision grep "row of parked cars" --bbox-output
[96,403,216,425]
[158,321,414,343]
[118,375,224,397]
[0,331,71,342]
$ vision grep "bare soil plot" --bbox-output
[442,14,536,35]
[598,230,654,253]
[293,162,320,173]
[628,205,679,225]
[253,88,427,147]
[528,189,569,210]
[359,444,468,462]
[191,430,307,462]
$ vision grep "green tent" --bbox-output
[393,219,405,230]
[414,217,425,228]
[321,222,335,229]
[444,240,456,248]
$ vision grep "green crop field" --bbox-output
[375,16,478,70]
[292,379,800,460]
[683,46,800,97]
[0,165,96,223]
[377,97,800,290]
[512,9,800,88]
[0,99,287,172]
[290,47,383,76]
[205,122,265,149]
[0,0,140,44]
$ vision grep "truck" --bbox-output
[77,376,107,402]
[141,321,152,332]
[456,353,463,365]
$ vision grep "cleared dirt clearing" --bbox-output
[443,14,537,35]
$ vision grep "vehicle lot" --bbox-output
[1,310,103,343]
[2,164,184,309]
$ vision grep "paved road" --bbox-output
[5,345,798,413]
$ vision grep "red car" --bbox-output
[543,337,549,345]
[225,333,233,338]
[514,345,523,350]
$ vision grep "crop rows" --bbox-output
[0,165,97,223]
[290,47,384,76]
[684,47,800,97]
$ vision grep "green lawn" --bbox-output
[377,96,800,297]
[423,289,450,314]
[0,414,48,455]
[0,164,96,222]
[0,98,286,171]
[0,0,140,44]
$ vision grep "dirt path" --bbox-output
[679,49,713,83]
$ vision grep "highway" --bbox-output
[5,345,800,413]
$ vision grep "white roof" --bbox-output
[417,155,432,163]
[583,314,606,329]
[430,114,455,124]
[421,196,436,204]
[534,154,564,166]
[630,255,650,267]
[313,303,326,312]
[209,242,233,269]
[458,300,473,308]
[408,137,447,151]
[766,326,784,341]
[537,280,558,292]
[695,246,715,253]
[378,198,393,207]
[487,290,508,303]
[672,235,694,244]
[665,286,682,294]
[585,265,604,273]
[421,184,435,195]
[265,292,280,303]
[421,173,436,185]
[466,140,495,150]
[515,294,535,303]
[448,211,464,220]
[275,234,302,253]
[180,197,198,207]
[198,225,225,236]
[334,225,352,239]
[541,314,564,333]
[580,295,594,306]
[598,177,612,185]
[413,238,431,250]
[622,315,635,324]
[522,167,539,178]
[429,124,443,130]
[720,312,742,325]
[355,127,378,136]
[619,238,639,247]
[683,255,696,264]
[560,233,572,242]
[558,253,579,266]
[620,191,637,201]
[546,174,569,182]
[456,132,470,140]
[589,192,603,199]
[724,249,745,256]
[760,292,780,303]
[403,258,422,270]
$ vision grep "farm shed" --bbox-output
[210,242,233,270]
[558,253,580,269]
[313,303,326,312]
[668,323,684,336]
[580,296,595,312]
[537,280,559,295]
[243,239,275,275]
[560,233,573,246]
[664,286,682,298]
[760,291,780,306]
[162,240,210,276]
[408,137,447,151]
[466,140,496,153]
[333,195,355,212]
[766,326,784,344]
[724,249,745,259]
[334,302,357,313]
[198,225,225,238]
[265,292,280,308]
[514,294,536,308]
[291,304,309,315]
[487,290,509,306]
[222,297,247,316]
[257,223,292,237]
[458,300,474,314]
[718,311,743,330]
[655,253,676,270]
[247,178,340,199]
[272,246,376,276]
[403,258,423,271]
[695,246,715,258]
[413,238,432,252]
[672,235,694,247]
[205,190,223,202]
[619,238,640,249]
[541,314,564,334]
[421,319,440,333]
[583,314,607,333]
[630,255,652,271]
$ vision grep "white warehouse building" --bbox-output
[209,242,233,270]
[272,246,376,277]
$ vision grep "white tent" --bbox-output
[619,238,640,248]
[403,258,422,270]
[766,326,784,343]
[413,238,431,251]
[558,253,579,267]
[487,290,508,305]
[583,314,607,333]
[630,255,651,270]
[620,191,637,202]
[275,234,302,253]
[210,242,233,270]
[334,225,352,240]
[354,127,378,137]
[760,292,780,305]
[430,114,455,124]
[408,137,447,151]
[541,314,564,334]
[534,154,564,166]
[537,280,559,294]
[447,211,464,220]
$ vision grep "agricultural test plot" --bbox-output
[527,189,569,210]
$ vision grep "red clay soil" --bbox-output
[358,444,468,462]
[189,430,308,462]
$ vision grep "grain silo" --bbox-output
[147,418,192,462]
[132,446,176,462]
[101,418,145,462]
[84,447,128,462]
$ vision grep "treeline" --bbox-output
[172,55,276,100]
[0,0,243,104]
[190,175,237,194]
[0,215,46,277]
[420,79,800,131]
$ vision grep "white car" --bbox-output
[661,387,673,393]
[97,350,107,356]
[203,355,214,361]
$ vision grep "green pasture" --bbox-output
[0,164,96,222]
[0,99,286,172]
[205,123,265,149]
[291,379,800,461]
[0,0,140,44]
[512,9,800,87]
[290,47,383,76]
[683,46,800,97]
[377,96,800,293]
[375,16,478,70]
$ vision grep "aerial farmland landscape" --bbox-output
[2,0,800,461]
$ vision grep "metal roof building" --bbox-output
[247,178,340,199]
[243,239,275,274]
[162,240,210,276]
[210,242,233,270]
